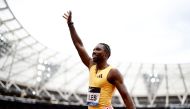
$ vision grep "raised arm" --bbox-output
[63,11,92,68]
[108,69,136,109]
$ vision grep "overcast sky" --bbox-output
[7,0,190,64]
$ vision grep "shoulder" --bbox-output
[107,68,123,84]
[109,68,121,77]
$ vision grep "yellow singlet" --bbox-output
[87,65,116,109]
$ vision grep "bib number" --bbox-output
[86,87,101,106]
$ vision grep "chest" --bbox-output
[90,70,109,87]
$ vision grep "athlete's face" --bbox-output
[92,44,107,63]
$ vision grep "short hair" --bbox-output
[99,43,111,58]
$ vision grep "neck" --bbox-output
[96,61,109,70]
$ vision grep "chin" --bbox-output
[92,59,97,63]
[92,58,98,63]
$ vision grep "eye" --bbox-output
[96,48,100,51]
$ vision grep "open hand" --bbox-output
[63,11,72,23]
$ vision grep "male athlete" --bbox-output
[63,11,136,109]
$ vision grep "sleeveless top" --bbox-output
[87,65,115,109]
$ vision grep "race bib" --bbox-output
[86,87,101,106]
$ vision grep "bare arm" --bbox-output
[63,11,92,68]
[108,69,136,109]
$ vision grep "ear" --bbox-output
[104,53,109,59]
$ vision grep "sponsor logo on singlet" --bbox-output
[96,74,103,78]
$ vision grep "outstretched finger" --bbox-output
[63,15,67,19]
[67,11,72,16]
[64,13,69,17]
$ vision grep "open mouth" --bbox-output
[92,55,98,60]
[92,53,97,58]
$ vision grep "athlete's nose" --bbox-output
[93,49,98,54]
[92,52,96,56]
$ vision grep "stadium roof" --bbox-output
[0,0,190,100]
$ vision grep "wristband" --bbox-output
[68,22,73,25]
